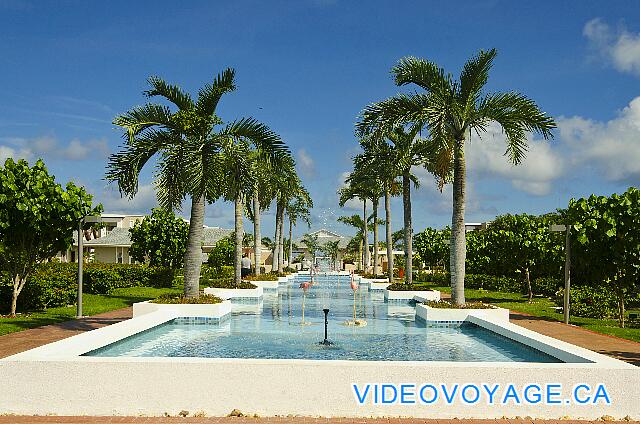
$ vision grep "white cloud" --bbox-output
[0,144,32,162]
[584,18,640,76]
[466,122,563,196]
[98,183,158,214]
[558,97,640,181]
[0,135,110,162]
[296,148,315,177]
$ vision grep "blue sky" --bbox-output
[1,0,639,239]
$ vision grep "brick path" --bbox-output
[0,307,132,358]
[0,418,635,423]
[509,311,640,366]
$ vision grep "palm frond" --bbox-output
[475,91,556,164]
[113,103,174,140]
[144,76,194,110]
[196,68,236,116]
[392,56,452,96]
[458,48,497,113]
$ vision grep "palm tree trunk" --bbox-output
[385,185,393,283]
[273,202,281,273]
[234,194,243,288]
[277,204,285,273]
[362,199,369,273]
[372,197,379,277]
[288,217,293,271]
[183,194,205,298]
[253,192,261,275]
[402,171,412,285]
[450,140,467,305]
[358,239,363,271]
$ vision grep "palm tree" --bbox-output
[108,69,284,297]
[271,157,303,273]
[337,214,366,270]
[357,49,555,303]
[338,180,372,272]
[246,152,277,275]
[348,155,384,277]
[358,135,404,282]
[286,195,312,270]
[221,141,288,287]
[322,240,340,271]
[301,233,320,267]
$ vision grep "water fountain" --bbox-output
[318,308,333,346]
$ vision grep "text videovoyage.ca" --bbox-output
[352,383,611,406]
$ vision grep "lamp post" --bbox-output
[77,215,102,318]
[550,224,571,324]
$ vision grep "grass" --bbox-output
[409,281,640,343]
[0,286,181,336]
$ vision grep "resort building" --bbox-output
[57,213,233,264]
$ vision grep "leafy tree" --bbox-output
[208,237,234,269]
[482,214,562,302]
[566,187,640,327]
[413,227,450,271]
[358,49,556,304]
[129,208,188,268]
[0,158,100,316]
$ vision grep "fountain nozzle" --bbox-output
[319,308,333,346]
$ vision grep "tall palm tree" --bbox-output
[337,214,366,271]
[246,151,277,275]
[108,69,284,297]
[301,233,320,267]
[222,141,289,286]
[358,135,403,282]
[286,195,312,269]
[338,180,372,272]
[348,155,384,277]
[358,49,555,303]
[322,240,340,271]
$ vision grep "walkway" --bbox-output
[509,311,640,366]
[0,417,635,423]
[0,307,132,358]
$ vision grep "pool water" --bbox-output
[85,274,561,362]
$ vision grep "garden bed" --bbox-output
[415,302,509,323]
[133,298,231,318]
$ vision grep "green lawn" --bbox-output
[0,286,181,336]
[410,282,640,343]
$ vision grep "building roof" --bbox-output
[295,228,352,250]
[72,227,233,248]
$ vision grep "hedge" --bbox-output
[0,263,175,313]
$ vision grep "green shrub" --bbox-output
[151,294,222,304]
[207,238,234,268]
[200,264,234,280]
[0,263,177,313]
[205,278,256,289]
[244,273,278,281]
[424,300,493,309]
[555,285,618,319]
[531,276,562,297]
